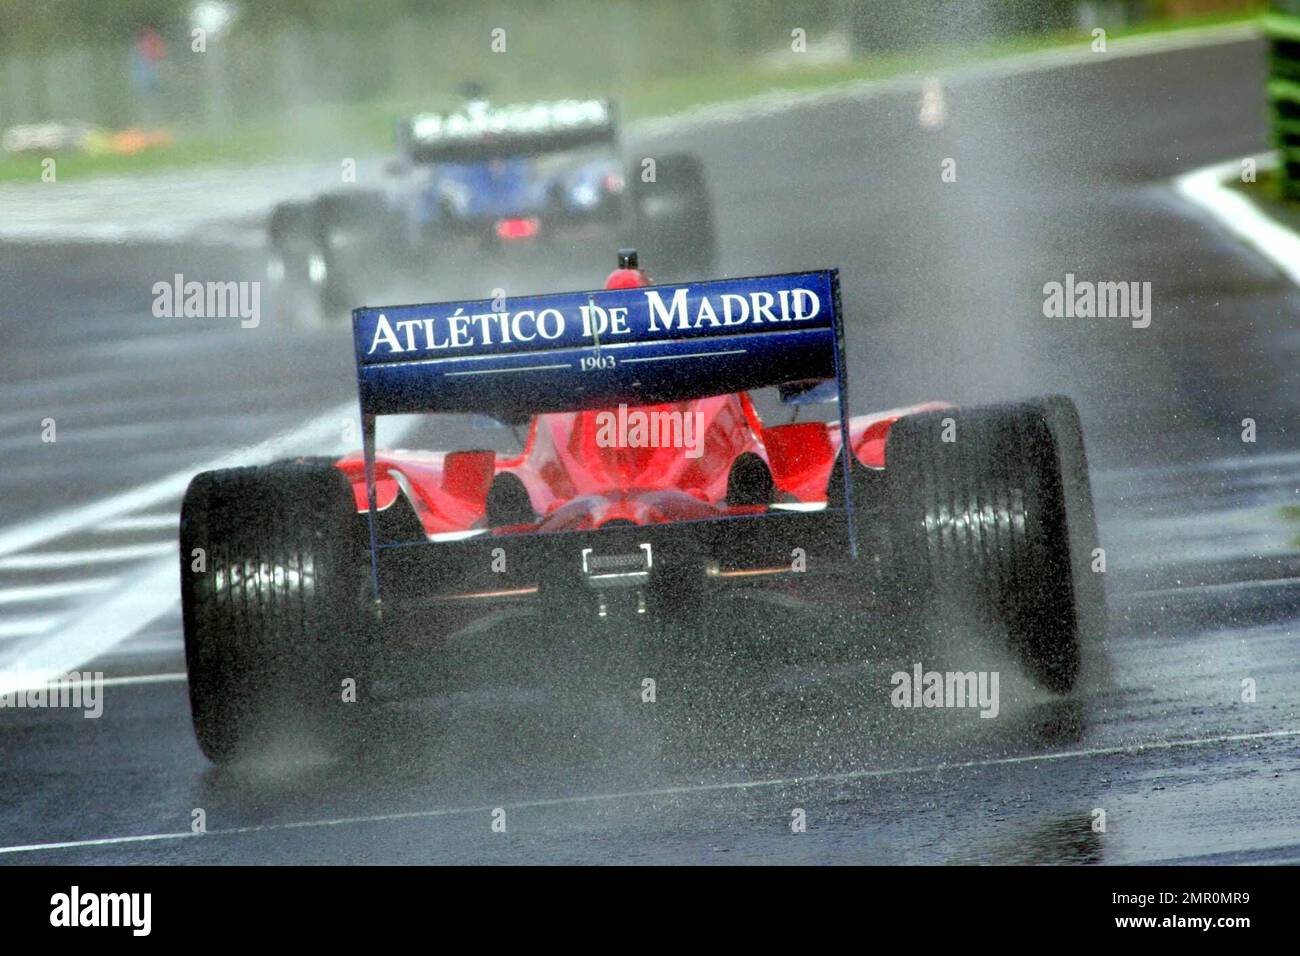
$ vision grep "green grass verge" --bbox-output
[0,9,1263,183]
[1227,167,1300,223]
[1230,165,1281,195]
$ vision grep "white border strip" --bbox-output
[0,616,60,640]
[1173,152,1300,284]
[0,561,177,694]
[0,541,175,570]
[0,408,422,695]
[97,513,179,533]
[0,399,356,559]
[0,671,186,694]
[0,578,117,605]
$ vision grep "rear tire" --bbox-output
[267,201,335,329]
[180,460,372,763]
[485,472,536,528]
[884,402,1082,692]
[1027,395,1107,652]
[727,452,775,506]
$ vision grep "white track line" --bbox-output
[0,615,60,640]
[0,400,359,559]
[0,578,117,605]
[0,411,422,694]
[0,541,175,570]
[96,673,187,688]
[97,514,179,533]
[1173,152,1300,284]
[0,672,186,693]
[0,562,173,693]
[0,726,1294,857]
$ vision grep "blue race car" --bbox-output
[267,97,716,326]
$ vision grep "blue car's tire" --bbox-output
[268,193,389,328]
[634,153,717,280]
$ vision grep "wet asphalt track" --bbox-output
[0,35,1297,864]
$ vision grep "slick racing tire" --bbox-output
[727,452,776,507]
[267,192,386,328]
[634,153,717,280]
[180,459,371,763]
[884,402,1082,692]
[267,201,330,329]
[1026,395,1107,653]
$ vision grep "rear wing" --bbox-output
[352,269,858,598]
[353,270,842,418]
[398,99,618,163]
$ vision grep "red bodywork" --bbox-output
[334,266,948,537]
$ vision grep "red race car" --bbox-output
[180,250,1105,763]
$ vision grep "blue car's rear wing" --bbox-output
[399,99,618,164]
[351,270,858,598]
